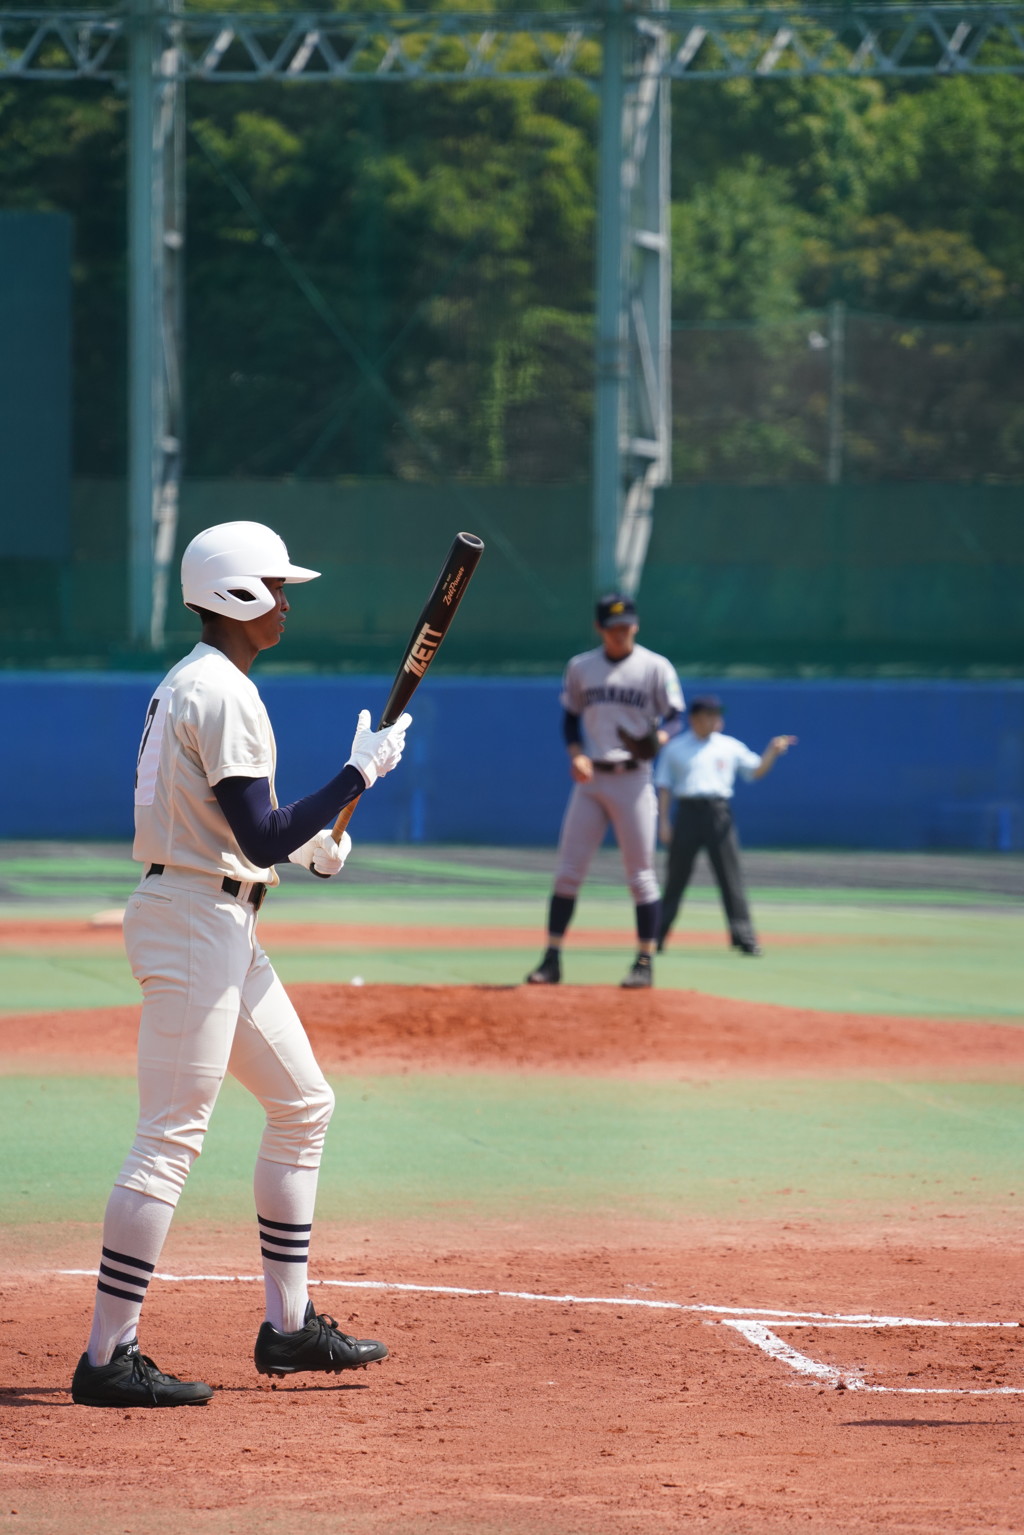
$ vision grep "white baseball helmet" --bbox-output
[180,521,320,621]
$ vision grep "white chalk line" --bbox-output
[721,1319,1024,1396]
[55,1270,1024,1396]
[55,1271,1018,1328]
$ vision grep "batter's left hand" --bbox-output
[288,828,353,876]
[311,827,352,876]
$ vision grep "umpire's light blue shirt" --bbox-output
[654,730,762,799]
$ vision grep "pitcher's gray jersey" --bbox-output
[560,643,684,763]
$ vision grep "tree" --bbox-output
[672,159,806,322]
[866,77,1024,311]
[803,214,1007,320]
[185,71,597,478]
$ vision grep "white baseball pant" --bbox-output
[116,868,334,1208]
[552,770,660,906]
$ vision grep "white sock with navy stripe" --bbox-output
[86,1186,176,1366]
[254,1160,319,1334]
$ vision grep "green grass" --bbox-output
[4,847,1018,1256]
[1,895,1020,1018]
[5,884,1019,923]
[1,843,1020,920]
[3,1074,1021,1228]
[0,843,1020,1017]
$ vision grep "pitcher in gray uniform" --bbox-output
[526,594,684,990]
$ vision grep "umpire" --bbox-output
[654,695,796,955]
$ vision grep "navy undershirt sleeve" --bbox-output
[562,709,583,746]
[212,765,366,868]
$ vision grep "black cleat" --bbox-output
[732,940,763,956]
[255,1302,388,1378]
[71,1340,213,1408]
[620,955,653,989]
[526,949,561,985]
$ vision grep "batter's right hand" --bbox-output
[570,753,594,784]
[347,708,413,788]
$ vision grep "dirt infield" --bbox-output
[2,981,1022,1079]
[3,1245,1024,1535]
[0,918,911,949]
[3,983,1023,1534]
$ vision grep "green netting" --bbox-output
[1,478,1021,671]
[0,480,591,670]
[672,313,1024,485]
[640,483,1024,668]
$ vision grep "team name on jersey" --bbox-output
[581,685,649,709]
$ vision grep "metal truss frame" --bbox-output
[4,4,1024,641]
[5,7,1024,84]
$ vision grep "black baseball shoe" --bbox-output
[732,939,763,956]
[526,948,561,985]
[620,954,653,989]
[255,1302,388,1379]
[71,1339,213,1408]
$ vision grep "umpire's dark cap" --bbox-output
[596,593,637,627]
[689,694,723,715]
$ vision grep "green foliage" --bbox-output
[181,74,595,478]
[671,72,1022,325]
[868,77,1024,300]
[672,72,887,222]
[2,24,1024,484]
[804,215,1007,320]
[672,159,806,322]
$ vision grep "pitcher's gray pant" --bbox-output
[553,771,660,906]
[659,795,756,949]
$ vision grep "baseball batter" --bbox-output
[526,594,684,990]
[71,521,412,1409]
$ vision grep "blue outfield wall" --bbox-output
[2,673,1023,851]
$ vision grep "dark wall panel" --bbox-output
[0,212,72,557]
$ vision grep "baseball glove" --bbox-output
[617,725,660,761]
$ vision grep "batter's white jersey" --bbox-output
[132,642,280,885]
[654,730,762,799]
[560,643,684,763]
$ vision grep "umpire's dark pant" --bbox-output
[659,796,756,949]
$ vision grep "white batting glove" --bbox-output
[287,828,352,877]
[346,709,412,789]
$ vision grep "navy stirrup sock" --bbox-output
[635,899,660,943]
[548,894,576,939]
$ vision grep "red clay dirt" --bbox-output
[0,918,915,949]
[3,984,1023,1534]
[2,981,1022,1079]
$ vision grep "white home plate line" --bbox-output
[55,1268,1024,1394]
[721,1318,1024,1396]
[55,1270,1014,1327]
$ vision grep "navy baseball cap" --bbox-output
[596,593,637,627]
[688,694,723,715]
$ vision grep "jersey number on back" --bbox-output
[135,688,171,806]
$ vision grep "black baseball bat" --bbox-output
[331,531,485,842]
